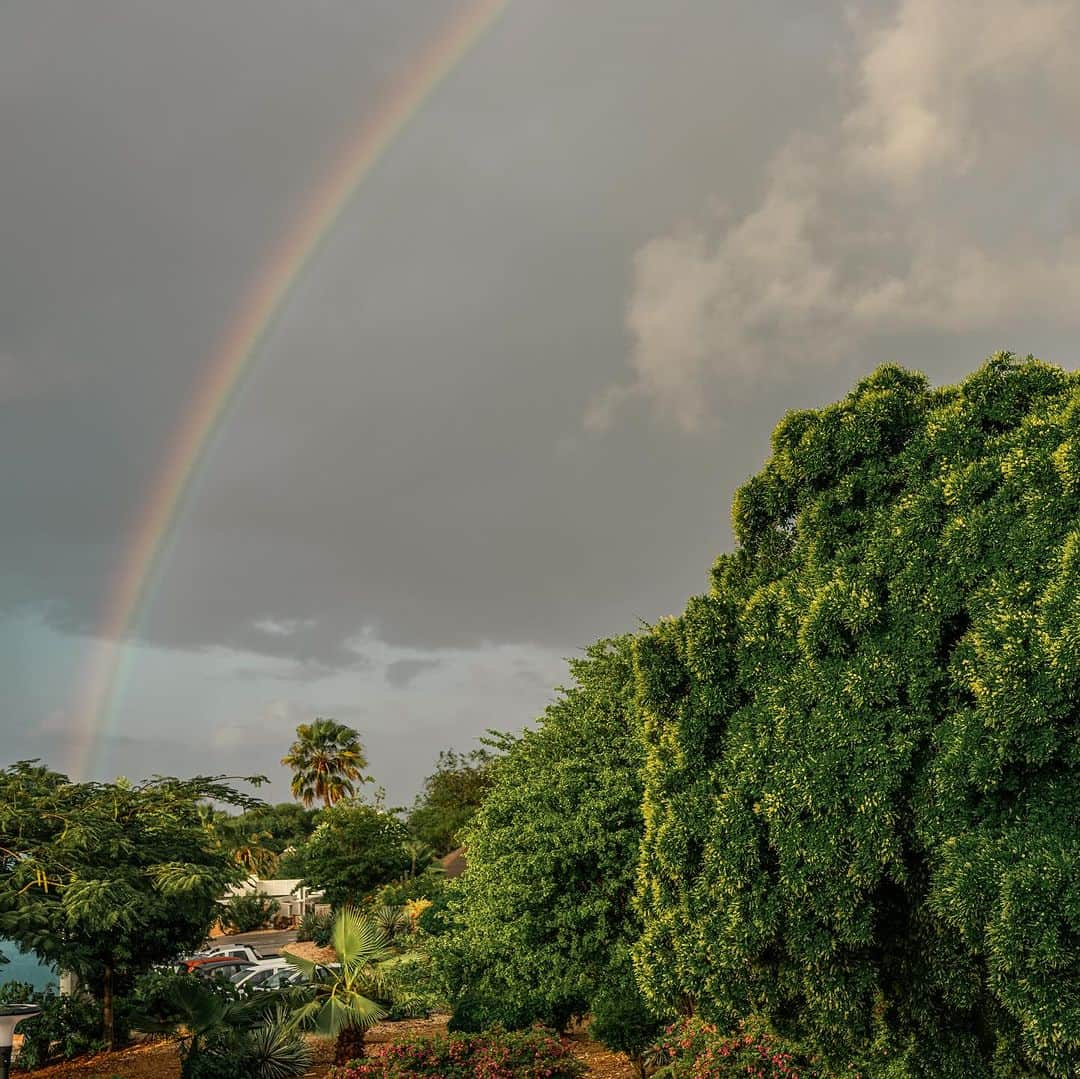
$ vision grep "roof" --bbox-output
[439,848,467,879]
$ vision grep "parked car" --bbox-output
[231,959,291,992]
[241,966,307,992]
[180,956,255,982]
[192,943,269,963]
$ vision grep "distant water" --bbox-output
[0,940,58,991]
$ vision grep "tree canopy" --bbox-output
[443,355,1080,1078]
[438,637,647,1031]
[633,355,1080,1076]
[291,801,410,909]
[407,748,495,856]
[0,763,261,1045]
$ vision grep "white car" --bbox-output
[192,943,269,964]
[230,958,291,992]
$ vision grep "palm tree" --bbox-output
[281,719,370,808]
[283,906,409,1064]
[133,978,311,1078]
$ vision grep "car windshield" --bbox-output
[260,969,299,989]
[237,967,275,987]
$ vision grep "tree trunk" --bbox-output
[102,961,115,1050]
[333,1025,366,1065]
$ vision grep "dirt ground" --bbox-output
[22,1015,635,1078]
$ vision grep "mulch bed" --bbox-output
[21,1016,634,1078]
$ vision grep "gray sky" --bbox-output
[3,0,1079,804]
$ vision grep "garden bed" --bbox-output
[20,1016,634,1078]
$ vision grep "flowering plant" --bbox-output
[329,1026,585,1078]
[647,1017,853,1078]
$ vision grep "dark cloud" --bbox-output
[385,659,441,689]
[5,1,1079,796]
[1,0,840,670]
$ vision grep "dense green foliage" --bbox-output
[133,973,310,1079]
[0,765,259,1046]
[209,802,322,877]
[328,1028,585,1078]
[634,356,1080,1076]
[281,719,370,808]
[292,801,411,908]
[296,910,335,947]
[438,637,648,1032]
[220,894,281,934]
[370,866,446,909]
[407,748,494,856]
[0,979,107,1070]
[587,947,664,1078]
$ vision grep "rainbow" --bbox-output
[68,0,509,779]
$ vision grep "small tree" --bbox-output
[284,906,403,1064]
[0,763,262,1047]
[291,802,410,908]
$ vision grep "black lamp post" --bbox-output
[0,1004,42,1079]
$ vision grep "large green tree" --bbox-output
[634,356,1080,1076]
[291,801,410,908]
[407,747,494,856]
[209,801,323,877]
[281,719,369,808]
[438,638,649,1033]
[0,764,261,1046]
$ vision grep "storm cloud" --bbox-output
[3,0,1078,797]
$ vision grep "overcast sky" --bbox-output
[3,0,1079,805]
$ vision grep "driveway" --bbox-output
[210,927,298,956]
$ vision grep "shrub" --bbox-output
[220,894,281,934]
[1,980,105,1070]
[294,802,411,907]
[131,975,308,1079]
[328,1027,585,1078]
[127,969,239,1020]
[378,952,445,1020]
[447,991,579,1035]
[371,867,446,909]
[587,953,665,1078]
[647,1018,843,1079]
[296,910,334,946]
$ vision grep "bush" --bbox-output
[447,991,580,1034]
[647,1018,844,1079]
[219,894,280,934]
[294,802,411,907]
[588,954,665,1078]
[329,1027,585,1078]
[296,910,334,946]
[1,980,105,1069]
[127,968,239,1020]
[435,639,643,1037]
[378,952,445,1019]
[370,867,446,909]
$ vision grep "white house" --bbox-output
[223,878,323,921]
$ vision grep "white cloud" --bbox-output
[593,0,1080,431]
